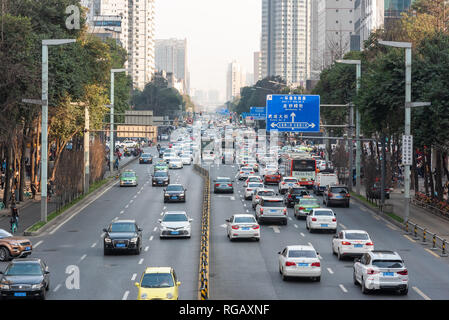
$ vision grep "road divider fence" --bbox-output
[193,164,210,300]
[405,220,448,257]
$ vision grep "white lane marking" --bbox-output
[125,204,129,208]
[270,226,281,233]
[243,204,247,207]
[133,195,137,199]
[163,206,166,210]
[49,180,118,235]
[288,217,292,221]
[360,207,368,212]
[413,286,431,300]
[308,242,313,247]
[339,223,347,229]
[145,246,149,252]
[131,273,137,281]
[373,215,380,220]
[153,227,157,232]
[120,210,124,214]
[230,196,235,200]
[130,200,134,203]
[300,233,305,237]
[34,240,43,248]
[122,291,130,300]
[138,258,144,265]
[386,223,397,231]
[327,268,334,274]
[91,242,97,248]
[294,224,298,228]
[246,210,249,213]
[339,284,348,293]
[113,217,118,221]
[149,236,154,241]
[53,284,62,292]
[160,212,164,216]
[80,254,87,262]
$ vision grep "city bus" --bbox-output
[279,153,317,189]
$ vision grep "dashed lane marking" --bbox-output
[34,240,43,248]
[138,259,144,265]
[91,242,97,248]
[339,223,347,229]
[131,273,137,281]
[122,291,130,300]
[300,233,305,237]
[386,223,398,231]
[53,284,62,292]
[294,224,298,228]
[120,210,124,214]
[145,246,149,252]
[80,254,87,262]
[327,268,334,274]
[339,284,348,293]
[149,236,154,241]
[425,248,441,258]
[413,286,431,300]
[153,227,157,232]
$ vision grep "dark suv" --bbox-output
[152,171,170,186]
[103,220,143,255]
[323,185,350,207]
[284,187,310,208]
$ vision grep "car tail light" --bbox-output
[231,225,239,230]
[215,184,220,187]
[281,182,286,185]
[256,196,259,199]
[397,269,408,275]
[341,241,351,245]
[311,217,317,221]
[367,269,378,275]
[332,218,336,222]
[247,189,252,191]
[346,193,350,197]
[240,171,243,174]
[298,207,305,210]
[260,208,264,215]
[228,184,232,187]
[283,208,287,215]
[285,261,296,267]
[365,242,374,246]
[252,225,260,230]
[250,172,254,174]
[288,194,292,199]
[311,262,321,267]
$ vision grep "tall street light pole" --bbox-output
[378,40,412,222]
[336,59,361,195]
[109,69,126,173]
[41,39,76,223]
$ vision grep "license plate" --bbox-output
[14,292,26,297]
[25,247,31,251]
[171,196,178,199]
[335,195,342,199]
[116,243,126,248]
[321,224,328,227]
[383,272,394,276]
[158,181,162,184]
[171,231,179,235]
[354,244,363,248]
[297,263,308,267]
[242,227,250,231]
[270,210,277,213]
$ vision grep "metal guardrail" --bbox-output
[405,220,448,257]
[193,164,210,300]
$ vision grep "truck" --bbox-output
[313,173,338,195]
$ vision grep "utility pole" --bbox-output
[84,104,89,195]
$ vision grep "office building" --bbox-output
[226,61,245,102]
[253,51,262,83]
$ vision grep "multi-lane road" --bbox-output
[2,145,449,300]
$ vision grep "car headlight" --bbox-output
[130,237,138,243]
[166,292,173,299]
[140,293,147,299]
[0,284,10,290]
[104,237,112,243]
[179,193,185,197]
[32,284,43,290]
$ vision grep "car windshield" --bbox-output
[263,201,284,208]
[249,177,260,181]
[122,172,136,178]
[141,273,174,288]
[345,233,369,240]
[5,263,43,276]
[248,183,263,188]
[266,171,278,175]
[372,260,404,268]
[258,191,275,196]
[154,172,168,177]
[288,250,317,258]
[242,168,253,172]
[142,154,151,158]
[299,199,319,206]
[163,214,188,222]
[0,229,12,238]
[285,179,297,183]
[110,223,136,233]
[234,217,256,223]
[216,178,231,182]
[314,210,334,216]
[167,185,184,191]
[331,187,348,193]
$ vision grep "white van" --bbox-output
[313,173,338,195]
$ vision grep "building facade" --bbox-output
[354,0,385,50]
[261,0,312,87]
[253,51,262,83]
[226,61,245,102]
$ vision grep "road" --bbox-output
[0,146,203,300]
[208,162,449,300]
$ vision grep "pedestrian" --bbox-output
[0,172,4,189]
[31,182,37,200]
[11,203,19,228]
[47,181,52,201]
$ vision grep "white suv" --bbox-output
[255,197,288,225]
[278,177,300,194]
[353,250,408,295]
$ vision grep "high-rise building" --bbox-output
[253,51,262,83]
[81,0,156,91]
[354,0,384,50]
[226,61,244,102]
[384,0,414,28]
[261,0,312,87]
[155,39,189,94]
[316,0,355,70]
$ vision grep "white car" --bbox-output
[353,251,408,295]
[244,182,265,200]
[158,211,192,238]
[168,158,183,169]
[236,167,255,180]
[252,188,276,209]
[306,208,337,233]
[181,156,192,165]
[278,245,321,281]
[225,214,260,241]
[332,230,374,260]
[244,175,263,187]
[278,177,300,194]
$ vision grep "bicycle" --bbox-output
[10,219,17,234]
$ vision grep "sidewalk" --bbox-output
[358,185,449,238]
[0,155,137,234]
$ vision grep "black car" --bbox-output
[284,187,310,208]
[164,184,187,203]
[103,220,142,255]
[0,258,50,300]
[139,153,153,164]
[159,147,167,158]
[152,171,170,186]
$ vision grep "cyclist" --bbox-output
[10,203,18,233]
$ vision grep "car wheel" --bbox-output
[353,270,359,285]
[399,287,408,295]
[255,237,260,242]
[337,249,343,260]
[314,276,321,282]
[283,219,288,226]
[281,270,288,281]
[332,244,336,255]
[40,290,46,300]
[103,248,110,256]
[361,278,369,294]
[0,247,10,262]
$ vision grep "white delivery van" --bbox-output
[313,173,338,195]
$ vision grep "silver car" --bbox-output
[353,250,408,295]
[252,188,276,209]
[158,211,192,238]
[255,197,288,225]
[244,182,264,200]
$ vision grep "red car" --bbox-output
[264,170,281,185]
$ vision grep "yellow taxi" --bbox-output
[135,267,180,300]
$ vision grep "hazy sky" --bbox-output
[155,0,261,103]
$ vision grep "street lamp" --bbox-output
[109,69,126,173]
[41,39,76,223]
[378,40,413,222]
[336,59,361,194]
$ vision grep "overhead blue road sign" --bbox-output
[266,95,320,132]
[250,107,266,114]
[250,107,266,120]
